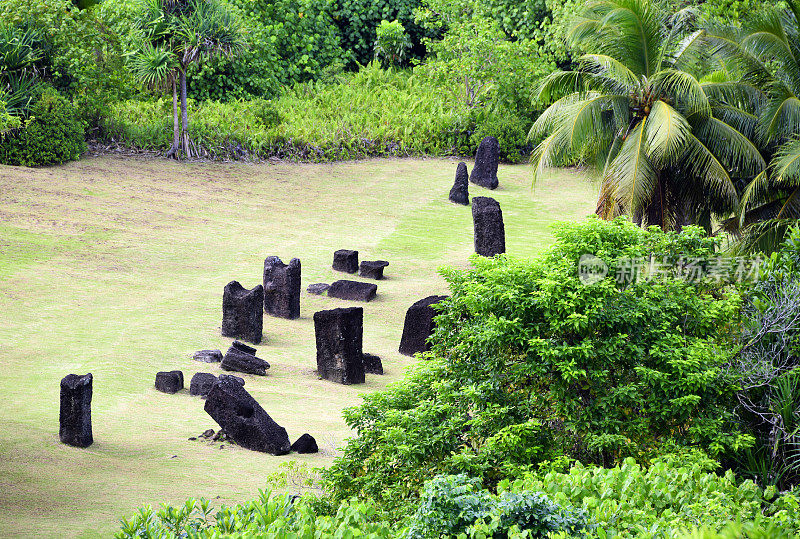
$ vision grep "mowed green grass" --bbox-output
[0,156,595,538]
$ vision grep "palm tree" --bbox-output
[530,0,765,232]
[130,0,244,158]
[703,1,800,252]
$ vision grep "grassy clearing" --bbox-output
[0,157,595,537]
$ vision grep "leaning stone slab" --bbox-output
[218,374,245,386]
[314,307,365,385]
[307,283,330,295]
[60,373,93,448]
[469,136,499,189]
[449,162,470,205]
[359,260,389,280]
[155,370,184,393]
[263,256,301,319]
[221,345,269,376]
[472,196,506,257]
[204,378,290,455]
[291,433,319,454]
[193,349,223,363]
[221,281,263,344]
[332,249,359,273]
[399,295,449,356]
[363,352,384,375]
[328,280,377,302]
[190,372,218,397]
[232,341,257,355]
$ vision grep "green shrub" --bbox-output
[374,19,412,67]
[323,218,752,514]
[0,89,85,166]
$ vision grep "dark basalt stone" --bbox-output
[263,256,301,319]
[332,249,359,273]
[221,281,263,344]
[328,280,377,302]
[231,341,257,355]
[313,307,365,385]
[193,349,223,363]
[359,260,389,280]
[362,352,384,375]
[190,372,218,397]
[472,196,506,257]
[221,345,269,376]
[449,162,470,205]
[399,295,449,356]
[469,136,499,189]
[59,373,93,448]
[218,374,245,386]
[290,433,319,454]
[307,283,330,295]
[155,370,184,393]
[204,379,290,455]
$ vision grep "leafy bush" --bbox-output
[374,19,412,67]
[0,89,86,166]
[510,454,800,537]
[323,218,752,514]
[405,474,589,538]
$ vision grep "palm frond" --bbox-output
[758,91,800,146]
[643,100,689,168]
[730,218,799,255]
[691,116,766,179]
[682,133,738,213]
[578,54,641,94]
[653,69,711,119]
[773,136,800,185]
[607,119,657,214]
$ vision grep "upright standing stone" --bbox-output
[290,433,319,453]
[449,162,470,205]
[399,295,448,356]
[359,260,389,280]
[313,307,365,385]
[204,378,290,455]
[222,281,264,344]
[469,136,499,189]
[332,250,359,273]
[362,352,384,375]
[60,373,93,448]
[155,370,184,393]
[472,196,505,257]
[263,256,301,319]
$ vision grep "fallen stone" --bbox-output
[190,372,218,397]
[332,249,359,273]
[200,428,215,438]
[218,374,245,386]
[472,196,506,257]
[263,256,301,319]
[221,346,269,376]
[155,370,184,394]
[212,429,225,442]
[314,307,365,385]
[188,437,197,441]
[193,349,223,363]
[59,373,93,448]
[204,378,290,455]
[291,433,319,454]
[362,352,384,375]
[449,162,470,205]
[232,341,257,355]
[469,136,499,189]
[221,281,263,344]
[399,295,449,356]
[359,260,389,280]
[307,283,330,295]
[328,280,377,302]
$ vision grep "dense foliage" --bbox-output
[323,218,752,514]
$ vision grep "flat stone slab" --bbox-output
[328,280,377,302]
[307,283,330,295]
[359,260,389,280]
[332,249,359,273]
[363,352,384,375]
[232,341,257,355]
[291,433,319,453]
[60,373,93,448]
[193,349,223,363]
[155,370,184,393]
[221,346,269,376]
[204,378,290,455]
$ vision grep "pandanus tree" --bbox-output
[129,0,244,158]
[530,0,765,232]
[703,1,800,252]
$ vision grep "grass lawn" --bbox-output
[0,156,595,538]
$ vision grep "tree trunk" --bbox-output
[166,79,180,159]
[644,175,665,230]
[180,69,190,158]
